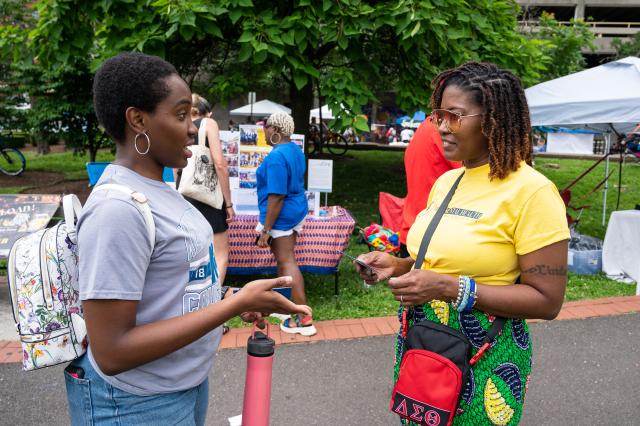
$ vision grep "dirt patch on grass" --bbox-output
[20,179,92,204]
[0,171,65,188]
[0,157,92,203]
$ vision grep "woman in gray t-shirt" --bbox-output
[65,52,310,426]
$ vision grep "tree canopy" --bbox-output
[1,0,569,158]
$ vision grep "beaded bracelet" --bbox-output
[451,276,466,310]
[457,276,472,313]
[461,277,477,313]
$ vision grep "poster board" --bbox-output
[230,127,314,215]
[307,159,333,193]
[0,194,62,258]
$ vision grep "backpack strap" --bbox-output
[93,184,156,250]
[62,194,83,244]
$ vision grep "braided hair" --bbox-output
[431,62,532,180]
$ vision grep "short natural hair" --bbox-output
[93,52,178,142]
[266,111,295,137]
[431,61,532,180]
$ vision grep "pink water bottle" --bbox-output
[242,324,275,426]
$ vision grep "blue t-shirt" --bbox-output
[256,142,308,230]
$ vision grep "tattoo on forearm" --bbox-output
[524,264,567,276]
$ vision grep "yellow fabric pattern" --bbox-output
[406,162,570,286]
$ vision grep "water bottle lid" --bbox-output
[247,331,275,357]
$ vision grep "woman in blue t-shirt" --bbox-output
[256,112,316,336]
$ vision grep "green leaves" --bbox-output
[0,0,565,151]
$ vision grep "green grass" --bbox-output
[1,150,637,325]
[22,150,115,176]
[534,157,640,240]
[0,186,27,194]
[565,272,636,300]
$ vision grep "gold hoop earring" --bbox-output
[269,133,281,145]
[134,132,151,155]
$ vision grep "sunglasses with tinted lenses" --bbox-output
[429,109,482,134]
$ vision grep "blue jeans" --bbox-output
[64,355,209,425]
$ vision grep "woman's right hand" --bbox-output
[226,206,235,223]
[355,252,398,285]
[234,276,311,317]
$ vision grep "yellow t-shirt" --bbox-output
[406,162,570,286]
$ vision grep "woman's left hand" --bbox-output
[388,269,454,307]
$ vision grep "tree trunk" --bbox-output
[289,79,314,156]
[36,130,50,155]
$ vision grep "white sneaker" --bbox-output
[280,318,317,336]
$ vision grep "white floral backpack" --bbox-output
[7,184,155,371]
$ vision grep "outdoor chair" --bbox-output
[85,162,176,187]
[378,192,404,233]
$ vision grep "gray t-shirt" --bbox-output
[78,164,222,395]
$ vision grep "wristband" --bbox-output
[462,278,477,313]
[226,203,234,209]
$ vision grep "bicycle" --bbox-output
[0,135,27,176]
[307,124,351,156]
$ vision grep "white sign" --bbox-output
[307,159,333,193]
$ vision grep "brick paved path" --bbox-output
[3,295,639,364]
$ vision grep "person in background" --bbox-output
[400,126,414,143]
[181,93,235,287]
[67,52,310,426]
[399,119,461,257]
[256,112,316,336]
[357,61,569,425]
[385,125,397,143]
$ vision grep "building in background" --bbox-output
[518,0,640,63]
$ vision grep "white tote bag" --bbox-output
[178,118,224,209]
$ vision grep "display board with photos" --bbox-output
[227,125,315,215]
[0,194,62,258]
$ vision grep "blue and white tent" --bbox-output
[526,57,640,224]
[526,56,640,134]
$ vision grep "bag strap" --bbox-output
[413,171,464,270]
[62,194,83,244]
[93,184,156,250]
[198,118,207,147]
[402,172,464,337]
[404,170,507,356]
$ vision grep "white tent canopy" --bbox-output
[229,99,290,117]
[525,56,640,225]
[309,104,334,120]
[309,104,348,120]
[526,56,640,134]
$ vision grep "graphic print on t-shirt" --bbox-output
[178,207,202,262]
[183,244,221,314]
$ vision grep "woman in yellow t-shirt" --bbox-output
[357,62,569,425]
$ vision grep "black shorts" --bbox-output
[184,196,229,234]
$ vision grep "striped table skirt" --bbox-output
[227,206,355,275]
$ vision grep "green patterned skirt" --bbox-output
[393,301,532,426]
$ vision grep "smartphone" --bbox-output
[255,234,274,246]
[273,287,292,300]
[342,253,376,277]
